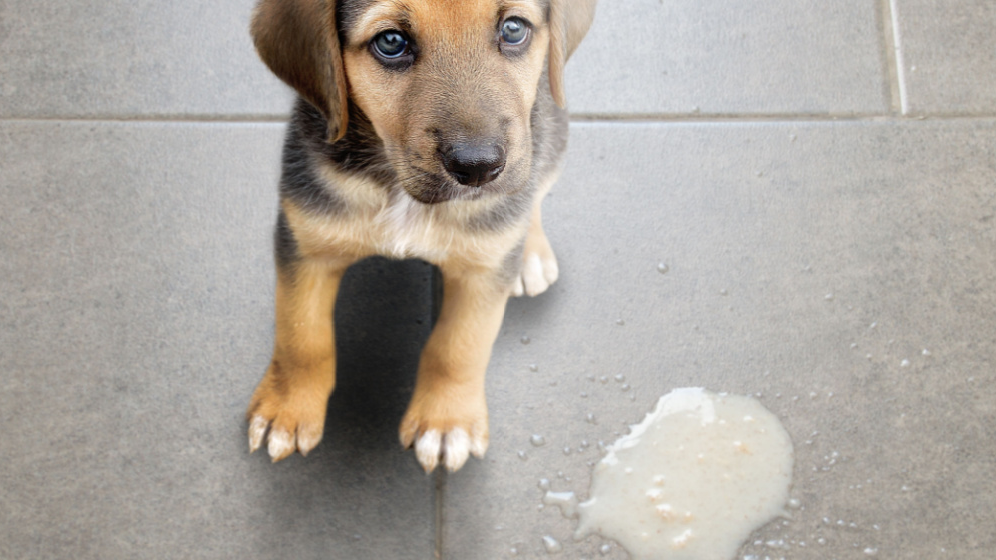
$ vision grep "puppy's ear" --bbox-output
[548,0,597,108]
[252,0,349,142]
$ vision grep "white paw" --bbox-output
[248,413,323,462]
[512,250,559,297]
[410,427,488,473]
[266,427,296,461]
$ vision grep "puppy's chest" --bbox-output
[292,194,458,263]
[371,197,454,260]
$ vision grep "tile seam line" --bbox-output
[4,115,996,125]
[434,470,444,560]
[879,0,902,115]
[570,113,996,123]
[888,0,911,115]
[0,115,290,123]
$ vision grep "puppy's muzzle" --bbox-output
[441,143,507,188]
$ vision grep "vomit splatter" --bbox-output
[575,388,794,560]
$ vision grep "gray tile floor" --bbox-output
[2,1,995,559]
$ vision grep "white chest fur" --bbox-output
[372,193,454,262]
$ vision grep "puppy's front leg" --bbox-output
[248,258,347,461]
[400,266,510,472]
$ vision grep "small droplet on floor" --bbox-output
[531,434,547,447]
[542,535,562,554]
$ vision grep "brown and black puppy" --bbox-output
[246,0,596,472]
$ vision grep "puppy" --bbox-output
[246,0,596,472]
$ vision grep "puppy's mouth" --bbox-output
[400,169,501,204]
[399,161,525,205]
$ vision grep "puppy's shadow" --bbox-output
[323,257,439,461]
[250,258,438,552]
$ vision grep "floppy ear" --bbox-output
[251,0,349,142]
[548,0,597,108]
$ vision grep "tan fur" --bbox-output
[549,0,597,106]
[399,266,508,451]
[247,260,344,461]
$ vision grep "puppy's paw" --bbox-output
[512,229,559,298]
[246,366,330,462]
[399,399,489,473]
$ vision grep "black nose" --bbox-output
[442,143,506,187]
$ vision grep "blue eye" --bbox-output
[372,30,409,59]
[501,18,529,45]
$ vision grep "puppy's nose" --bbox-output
[442,143,506,187]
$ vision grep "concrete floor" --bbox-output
[2,1,995,559]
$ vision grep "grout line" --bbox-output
[879,0,902,115]
[0,114,291,123]
[4,114,996,127]
[570,113,894,123]
[887,0,911,115]
[430,265,445,560]
[434,469,445,559]
[569,113,996,123]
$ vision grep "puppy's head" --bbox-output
[252,0,596,204]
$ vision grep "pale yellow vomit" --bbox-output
[575,388,794,560]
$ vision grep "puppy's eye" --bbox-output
[371,30,410,60]
[500,17,530,46]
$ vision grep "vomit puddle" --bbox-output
[566,388,794,559]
